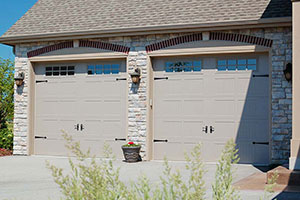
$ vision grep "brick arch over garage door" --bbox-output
[27,40,131,57]
[145,32,273,53]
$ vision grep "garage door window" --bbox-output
[88,64,120,75]
[165,61,202,72]
[217,59,257,71]
[45,66,75,76]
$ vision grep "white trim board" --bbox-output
[148,45,270,57]
[29,52,128,62]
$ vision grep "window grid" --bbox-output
[88,64,120,75]
[45,66,75,76]
[165,61,202,72]
[217,59,257,71]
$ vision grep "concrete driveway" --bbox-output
[0,156,296,200]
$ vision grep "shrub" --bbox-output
[47,132,244,200]
[212,139,240,200]
[260,171,279,200]
[0,58,14,151]
[47,132,128,200]
[151,144,206,200]
[47,131,206,200]
[0,122,13,150]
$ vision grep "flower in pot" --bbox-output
[122,141,142,163]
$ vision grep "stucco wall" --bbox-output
[14,27,292,164]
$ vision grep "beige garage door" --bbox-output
[34,60,127,158]
[153,54,269,165]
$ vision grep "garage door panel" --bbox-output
[237,99,269,119]
[155,120,182,138]
[36,120,77,139]
[253,145,269,164]
[35,119,60,136]
[79,141,105,156]
[35,139,69,156]
[236,142,253,163]
[201,141,225,162]
[82,120,102,135]
[57,100,78,115]
[102,120,124,138]
[60,119,79,134]
[248,79,269,96]
[182,78,204,94]
[34,61,126,158]
[182,121,205,138]
[82,82,104,96]
[236,77,251,95]
[183,100,205,115]
[36,101,59,116]
[44,82,77,97]
[102,100,122,115]
[153,54,269,165]
[212,99,235,116]
[154,142,185,160]
[82,100,103,115]
[252,120,269,141]
[157,100,182,116]
[214,77,235,95]
[213,121,236,139]
[103,80,125,91]
[236,121,254,140]
[157,79,185,95]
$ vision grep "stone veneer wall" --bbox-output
[14,27,292,164]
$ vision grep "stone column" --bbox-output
[291,0,300,170]
[13,56,30,155]
[127,47,148,158]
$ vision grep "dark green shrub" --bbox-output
[0,122,13,150]
[0,58,14,151]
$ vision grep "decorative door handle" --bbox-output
[116,78,127,81]
[80,124,84,131]
[253,142,269,145]
[35,136,47,139]
[153,139,168,143]
[154,77,168,80]
[202,126,208,133]
[74,124,79,131]
[210,126,214,133]
[115,138,126,141]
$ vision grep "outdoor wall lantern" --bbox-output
[14,72,25,87]
[283,63,292,82]
[130,68,141,84]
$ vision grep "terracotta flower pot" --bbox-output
[122,146,141,163]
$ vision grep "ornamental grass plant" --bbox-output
[47,132,276,200]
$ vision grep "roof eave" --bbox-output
[0,17,292,45]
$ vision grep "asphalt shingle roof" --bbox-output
[1,0,292,38]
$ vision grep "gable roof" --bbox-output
[0,0,292,43]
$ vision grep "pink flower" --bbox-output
[128,141,134,145]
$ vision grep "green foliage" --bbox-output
[122,142,141,147]
[0,122,13,150]
[46,131,127,200]
[47,132,206,200]
[50,134,265,200]
[0,58,14,125]
[212,139,240,200]
[153,144,206,200]
[260,171,279,200]
[0,58,14,150]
